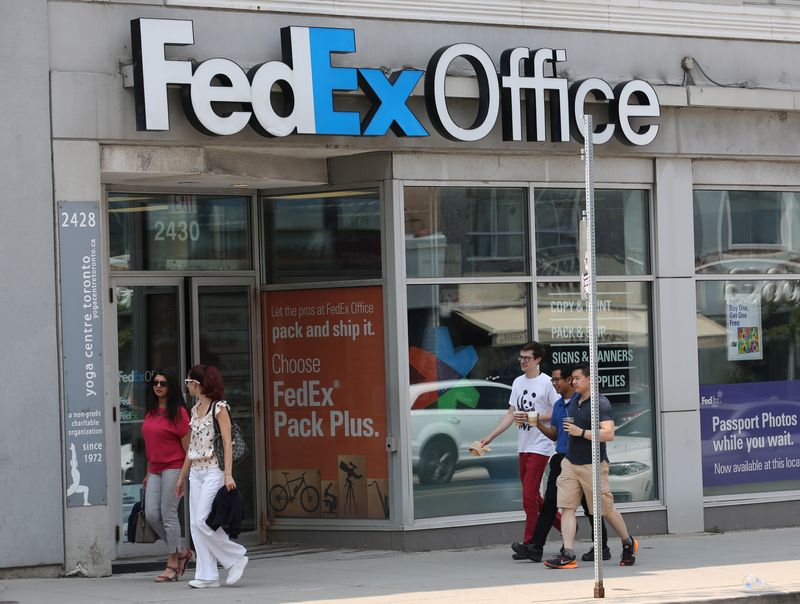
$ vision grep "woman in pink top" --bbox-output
[142,369,192,582]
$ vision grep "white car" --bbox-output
[606,410,655,502]
[410,379,518,484]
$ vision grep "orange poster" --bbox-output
[263,286,388,519]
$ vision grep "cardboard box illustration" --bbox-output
[366,478,389,519]
[320,480,338,517]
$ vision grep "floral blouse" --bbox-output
[187,400,228,469]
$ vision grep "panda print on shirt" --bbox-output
[516,389,537,432]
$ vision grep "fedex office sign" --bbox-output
[131,18,660,145]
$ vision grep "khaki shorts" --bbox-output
[556,458,615,515]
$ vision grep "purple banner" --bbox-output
[700,381,800,487]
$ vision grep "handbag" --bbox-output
[212,401,249,471]
[128,489,158,544]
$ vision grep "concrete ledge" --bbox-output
[0,564,63,579]
[267,509,668,552]
[705,499,800,533]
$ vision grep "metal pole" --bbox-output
[583,114,604,599]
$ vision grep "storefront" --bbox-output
[3,0,800,577]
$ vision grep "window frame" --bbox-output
[694,186,800,503]
[260,185,385,286]
[401,180,659,526]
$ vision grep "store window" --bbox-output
[695,190,800,497]
[108,194,251,271]
[537,281,657,503]
[407,282,528,518]
[405,185,657,520]
[262,190,381,284]
[534,188,649,277]
[404,187,527,278]
[694,190,800,274]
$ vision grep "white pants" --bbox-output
[189,467,246,581]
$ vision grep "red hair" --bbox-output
[189,364,225,401]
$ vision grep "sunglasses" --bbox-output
[184,378,199,385]
[152,380,169,387]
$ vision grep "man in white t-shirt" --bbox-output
[480,341,558,560]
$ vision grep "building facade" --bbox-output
[2,0,800,577]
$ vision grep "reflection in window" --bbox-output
[407,283,527,518]
[534,189,649,276]
[404,187,527,278]
[697,280,800,383]
[694,190,800,274]
[115,286,181,538]
[197,287,256,530]
[696,280,800,496]
[108,194,251,271]
[537,281,656,503]
[262,190,381,284]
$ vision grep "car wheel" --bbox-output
[418,437,457,485]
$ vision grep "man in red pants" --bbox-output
[481,341,558,560]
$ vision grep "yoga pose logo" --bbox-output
[66,443,90,506]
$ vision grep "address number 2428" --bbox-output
[60,211,96,228]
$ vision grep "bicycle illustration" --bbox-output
[269,471,320,513]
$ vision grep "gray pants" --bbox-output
[144,469,184,553]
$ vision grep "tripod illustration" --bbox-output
[368,480,389,519]
[339,460,363,515]
[269,471,320,513]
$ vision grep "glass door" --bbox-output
[113,277,260,557]
[114,279,185,556]
[191,278,259,533]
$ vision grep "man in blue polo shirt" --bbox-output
[544,363,638,569]
[513,365,610,563]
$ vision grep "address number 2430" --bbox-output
[154,220,200,242]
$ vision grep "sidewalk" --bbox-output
[2,527,800,603]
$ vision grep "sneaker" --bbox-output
[226,555,249,585]
[544,552,577,569]
[510,543,543,562]
[620,537,638,566]
[188,579,220,588]
[582,546,612,562]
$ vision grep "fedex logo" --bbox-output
[131,18,660,146]
[131,19,426,137]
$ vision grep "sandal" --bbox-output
[154,566,181,583]
[177,547,195,577]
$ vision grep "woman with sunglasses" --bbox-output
[142,369,193,582]
[176,364,248,589]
